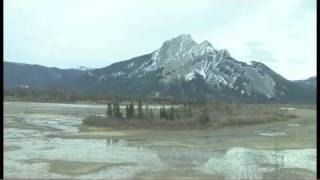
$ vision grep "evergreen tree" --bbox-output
[199,107,210,125]
[145,104,149,118]
[164,107,168,120]
[113,103,117,117]
[113,102,122,119]
[118,103,123,119]
[188,105,193,117]
[149,108,154,119]
[175,108,180,121]
[125,104,129,119]
[159,106,163,119]
[169,105,175,121]
[128,101,135,118]
[107,102,113,117]
[160,106,168,120]
[137,100,144,119]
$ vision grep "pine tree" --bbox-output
[137,100,144,119]
[169,105,175,121]
[128,101,135,118]
[175,108,180,121]
[164,107,168,120]
[113,102,122,119]
[188,105,193,117]
[159,106,163,119]
[149,108,154,119]
[160,106,168,120]
[113,103,117,117]
[145,104,149,118]
[125,104,129,119]
[199,107,210,125]
[107,102,113,117]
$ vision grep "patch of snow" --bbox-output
[194,60,211,79]
[151,50,160,61]
[110,71,124,78]
[98,75,107,82]
[208,74,229,88]
[245,61,254,66]
[287,123,301,127]
[259,132,287,137]
[207,46,214,52]
[20,85,29,89]
[280,107,296,111]
[77,66,93,71]
[185,71,196,81]
[87,72,94,77]
[196,69,206,78]
[127,63,135,69]
[142,61,159,72]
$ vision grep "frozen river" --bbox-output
[4,101,316,179]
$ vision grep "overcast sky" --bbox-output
[4,0,316,80]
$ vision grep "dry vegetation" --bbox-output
[82,101,298,130]
[203,102,298,127]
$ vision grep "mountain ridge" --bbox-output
[4,34,316,103]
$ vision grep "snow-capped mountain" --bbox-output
[77,66,94,71]
[4,34,316,103]
[142,34,277,98]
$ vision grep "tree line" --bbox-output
[106,100,185,121]
[106,100,210,124]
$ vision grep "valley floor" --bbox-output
[3,101,316,179]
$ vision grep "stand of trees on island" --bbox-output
[104,100,208,124]
[82,99,296,130]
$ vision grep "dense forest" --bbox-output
[4,88,182,104]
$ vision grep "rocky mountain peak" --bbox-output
[158,34,196,53]
[155,34,220,61]
[172,34,194,42]
[218,49,231,58]
[200,40,212,47]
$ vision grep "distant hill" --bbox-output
[293,76,317,88]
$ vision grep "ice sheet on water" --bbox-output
[23,114,81,132]
[4,158,68,179]
[5,106,165,179]
[4,128,42,140]
[4,130,164,179]
[201,147,316,180]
